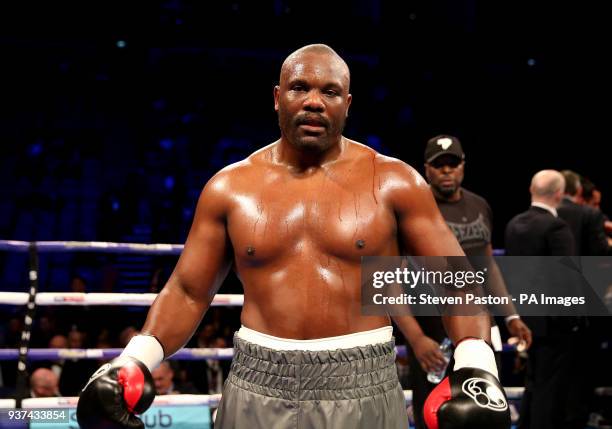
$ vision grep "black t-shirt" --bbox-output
[436,188,493,256]
[413,188,495,342]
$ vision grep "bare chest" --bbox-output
[227,172,396,264]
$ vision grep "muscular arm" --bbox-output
[484,244,517,317]
[388,162,490,344]
[141,174,233,356]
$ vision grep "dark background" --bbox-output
[0,0,609,291]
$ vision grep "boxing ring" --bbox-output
[0,240,528,428]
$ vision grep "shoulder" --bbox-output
[345,141,432,211]
[548,217,574,241]
[506,210,529,227]
[461,188,490,207]
[199,142,276,208]
[350,142,428,189]
[507,208,545,227]
[583,205,605,223]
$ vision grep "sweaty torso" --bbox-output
[222,140,400,338]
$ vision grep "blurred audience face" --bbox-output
[198,324,216,346]
[9,317,23,334]
[211,337,227,349]
[49,335,68,349]
[425,154,465,199]
[585,189,601,209]
[152,361,174,395]
[30,368,59,397]
[70,276,87,293]
[119,326,139,347]
[68,330,84,348]
[38,316,54,334]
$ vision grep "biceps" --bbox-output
[400,215,464,256]
[172,213,232,302]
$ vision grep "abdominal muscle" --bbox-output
[237,257,390,340]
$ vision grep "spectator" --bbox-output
[152,361,198,395]
[29,368,60,398]
[44,335,68,379]
[152,361,178,395]
[581,178,612,242]
[58,329,97,396]
[558,170,608,255]
[69,276,87,293]
[204,337,230,395]
[119,326,140,347]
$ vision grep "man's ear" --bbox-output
[346,93,352,117]
[274,85,280,112]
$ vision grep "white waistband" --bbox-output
[236,326,393,351]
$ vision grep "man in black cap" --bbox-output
[400,134,532,429]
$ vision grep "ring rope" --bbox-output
[0,292,244,306]
[0,239,506,255]
[0,240,183,254]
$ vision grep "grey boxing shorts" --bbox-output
[215,331,408,428]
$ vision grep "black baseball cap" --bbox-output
[424,135,465,163]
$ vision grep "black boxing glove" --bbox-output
[423,338,510,429]
[77,357,155,429]
[77,335,165,429]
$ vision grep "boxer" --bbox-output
[77,44,509,429]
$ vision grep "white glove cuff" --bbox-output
[120,334,165,372]
[453,338,499,380]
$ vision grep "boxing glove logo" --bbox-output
[82,363,111,391]
[461,377,508,411]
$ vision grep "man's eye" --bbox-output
[325,90,338,96]
[292,85,306,91]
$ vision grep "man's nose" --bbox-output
[440,165,453,173]
[303,90,325,112]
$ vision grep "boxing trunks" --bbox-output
[215,326,408,429]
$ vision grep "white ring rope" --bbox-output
[0,240,184,254]
[0,292,244,306]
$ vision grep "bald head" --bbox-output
[274,44,353,154]
[530,170,565,207]
[280,44,350,89]
[31,368,59,397]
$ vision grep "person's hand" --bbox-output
[506,318,532,351]
[413,335,446,373]
[77,356,155,429]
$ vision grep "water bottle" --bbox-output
[427,337,453,384]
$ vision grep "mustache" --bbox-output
[294,114,330,128]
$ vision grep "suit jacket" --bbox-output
[558,197,609,256]
[505,206,576,336]
[505,206,575,256]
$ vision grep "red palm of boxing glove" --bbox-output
[424,338,511,429]
[77,357,155,429]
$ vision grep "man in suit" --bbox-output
[557,172,610,425]
[506,170,589,429]
[505,170,574,256]
[558,170,609,256]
